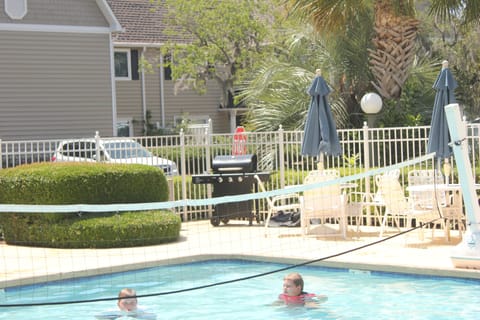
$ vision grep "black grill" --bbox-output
[192,154,269,226]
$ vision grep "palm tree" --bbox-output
[289,0,419,99]
[429,0,480,26]
[241,26,350,132]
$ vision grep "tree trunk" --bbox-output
[368,1,419,99]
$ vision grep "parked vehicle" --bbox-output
[51,138,178,176]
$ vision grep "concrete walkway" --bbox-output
[2,221,480,289]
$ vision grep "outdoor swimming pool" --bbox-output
[1,259,480,319]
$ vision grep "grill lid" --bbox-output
[212,154,257,173]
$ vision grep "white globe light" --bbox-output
[360,92,383,114]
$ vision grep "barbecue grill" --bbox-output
[192,154,270,226]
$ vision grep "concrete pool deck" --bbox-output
[2,220,480,289]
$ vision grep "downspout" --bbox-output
[109,34,118,136]
[141,46,147,135]
[159,51,166,128]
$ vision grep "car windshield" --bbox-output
[103,141,152,159]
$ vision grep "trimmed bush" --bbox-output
[0,163,180,248]
[1,211,181,248]
[0,162,168,204]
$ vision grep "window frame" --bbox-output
[114,49,132,80]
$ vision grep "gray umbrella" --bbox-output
[301,72,341,159]
[427,60,457,159]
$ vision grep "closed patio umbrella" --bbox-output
[301,69,341,167]
[427,60,457,160]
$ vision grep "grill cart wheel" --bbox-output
[211,217,220,226]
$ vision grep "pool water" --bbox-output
[1,260,480,319]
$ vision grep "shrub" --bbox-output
[1,211,180,248]
[0,162,168,204]
[0,163,180,248]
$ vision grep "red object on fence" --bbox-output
[232,126,247,155]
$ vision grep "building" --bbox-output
[0,0,231,141]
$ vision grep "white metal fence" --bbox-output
[2,122,480,221]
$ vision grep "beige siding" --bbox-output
[0,0,109,27]
[115,60,230,135]
[0,31,113,140]
[162,81,230,133]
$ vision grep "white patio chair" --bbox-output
[441,190,465,241]
[373,169,400,204]
[378,174,440,240]
[254,175,301,237]
[345,191,375,236]
[300,169,347,238]
[407,169,447,208]
[408,169,463,241]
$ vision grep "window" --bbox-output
[114,50,131,80]
[117,119,133,137]
[163,54,172,80]
[114,49,139,80]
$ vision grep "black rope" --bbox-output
[0,222,436,308]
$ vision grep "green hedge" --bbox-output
[0,163,181,248]
[1,211,180,248]
[0,162,168,204]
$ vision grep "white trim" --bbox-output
[174,115,210,126]
[109,35,118,136]
[95,0,123,32]
[113,42,164,48]
[114,49,131,80]
[0,23,112,34]
[141,47,147,134]
[4,0,27,20]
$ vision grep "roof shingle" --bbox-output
[106,0,189,45]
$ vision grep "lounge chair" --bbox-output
[378,173,439,239]
[254,175,301,237]
[300,169,347,238]
[407,169,463,241]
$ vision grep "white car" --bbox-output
[51,138,178,176]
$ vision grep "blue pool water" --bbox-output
[1,260,480,319]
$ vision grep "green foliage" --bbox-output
[0,163,168,204]
[343,154,360,168]
[0,163,178,248]
[241,24,351,131]
[2,211,181,248]
[153,0,282,108]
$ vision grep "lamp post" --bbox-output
[360,93,383,226]
[360,92,383,128]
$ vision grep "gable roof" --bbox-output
[106,0,190,46]
[97,0,123,32]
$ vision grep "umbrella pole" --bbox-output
[443,158,451,184]
[317,152,324,171]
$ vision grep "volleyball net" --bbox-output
[0,152,462,308]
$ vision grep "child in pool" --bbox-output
[277,272,327,307]
[95,288,156,319]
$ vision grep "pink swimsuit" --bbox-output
[278,292,316,305]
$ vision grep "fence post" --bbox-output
[205,122,212,218]
[180,129,188,222]
[278,125,285,189]
[95,131,101,162]
[363,122,372,226]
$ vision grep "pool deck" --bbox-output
[2,220,480,289]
